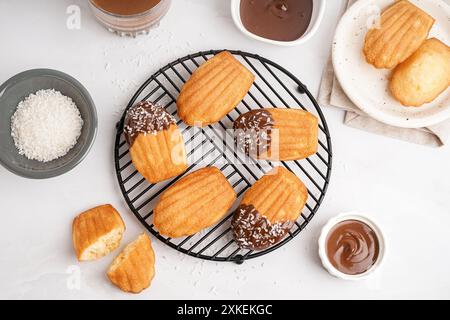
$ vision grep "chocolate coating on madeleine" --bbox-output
[124,101,176,146]
[233,110,274,157]
[231,204,294,251]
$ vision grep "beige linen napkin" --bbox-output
[318,0,450,147]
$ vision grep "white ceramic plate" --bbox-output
[332,0,450,128]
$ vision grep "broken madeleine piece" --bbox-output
[107,233,155,294]
[72,204,125,261]
[363,0,435,69]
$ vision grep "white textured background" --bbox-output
[0,0,449,299]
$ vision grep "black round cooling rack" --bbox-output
[114,49,332,263]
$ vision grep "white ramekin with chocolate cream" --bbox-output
[231,0,326,46]
[318,212,386,280]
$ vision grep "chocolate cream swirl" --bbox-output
[326,220,380,275]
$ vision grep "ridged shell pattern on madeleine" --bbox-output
[107,233,155,294]
[72,204,125,261]
[234,108,318,161]
[154,167,237,238]
[231,167,308,251]
[363,0,435,69]
[177,51,255,126]
[124,101,188,184]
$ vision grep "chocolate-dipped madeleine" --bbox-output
[234,108,318,161]
[231,166,307,250]
[124,101,188,184]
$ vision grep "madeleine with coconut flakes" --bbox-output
[231,167,307,251]
[124,101,188,184]
[234,108,318,161]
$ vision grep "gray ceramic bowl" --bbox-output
[0,69,97,179]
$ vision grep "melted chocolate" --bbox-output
[123,101,176,146]
[92,0,161,16]
[231,204,293,251]
[233,110,274,157]
[240,0,313,42]
[326,220,380,275]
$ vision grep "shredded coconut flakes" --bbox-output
[11,89,84,162]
